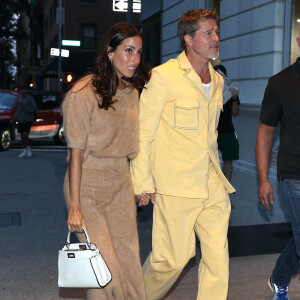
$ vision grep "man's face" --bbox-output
[185,19,220,60]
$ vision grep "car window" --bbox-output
[0,93,18,110]
[29,93,62,110]
[31,94,43,110]
[42,95,61,109]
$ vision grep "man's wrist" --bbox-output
[258,177,269,184]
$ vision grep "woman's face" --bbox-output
[108,36,143,79]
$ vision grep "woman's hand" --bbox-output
[67,207,87,233]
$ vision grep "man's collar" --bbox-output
[177,51,193,71]
[177,51,215,75]
[176,51,220,99]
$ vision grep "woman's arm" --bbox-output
[67,147,87,233]
[231,100,239,116]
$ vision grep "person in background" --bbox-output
[214,64,240,182]
[12,89,37,158]
[256,36,300,300]
[131,9,235,300]
[63,23,150,300]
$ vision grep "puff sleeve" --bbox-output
[63,91,94,149]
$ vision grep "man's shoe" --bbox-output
[268,277,289,300]
[18,150,27,158]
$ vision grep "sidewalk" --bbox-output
[161,252,300,300]
[0,150,299,300]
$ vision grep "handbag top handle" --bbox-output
[66,227,91,246]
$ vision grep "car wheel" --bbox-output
[53,124,66,145]
[0,128,11,151]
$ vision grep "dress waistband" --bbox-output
[82,156,130,171]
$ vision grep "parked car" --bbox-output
[0,90,66,151]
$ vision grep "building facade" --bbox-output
[140,0,300,227]
[16,0,44,89]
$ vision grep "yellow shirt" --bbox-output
[130,52,235,198]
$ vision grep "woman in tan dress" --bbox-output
[63,23,150,300]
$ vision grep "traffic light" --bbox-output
[62,72,74,84]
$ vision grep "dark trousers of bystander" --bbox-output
[272,179,300,286]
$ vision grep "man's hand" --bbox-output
[258,180,274,211]
[135,193,156,206]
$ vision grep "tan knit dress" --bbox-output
[63,75,146,300]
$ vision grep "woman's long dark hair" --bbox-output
[92,22,151,110]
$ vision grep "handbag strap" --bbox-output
[66,227,91,246]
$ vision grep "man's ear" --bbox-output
[184,34,193,46]
[297,37,300,48]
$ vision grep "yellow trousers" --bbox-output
[143,166,231,300]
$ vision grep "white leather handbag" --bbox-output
[58,228,112,288]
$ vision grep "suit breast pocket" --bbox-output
[174,98,200,130]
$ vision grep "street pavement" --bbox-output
[0,148,300,300]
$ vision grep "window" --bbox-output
[82,25,96,50]
[290,0,300,63]
[31,93,62,110]
[142,13,161,67]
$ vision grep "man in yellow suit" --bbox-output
[131,9,235,300]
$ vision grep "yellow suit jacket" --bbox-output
[130,51,235,198]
